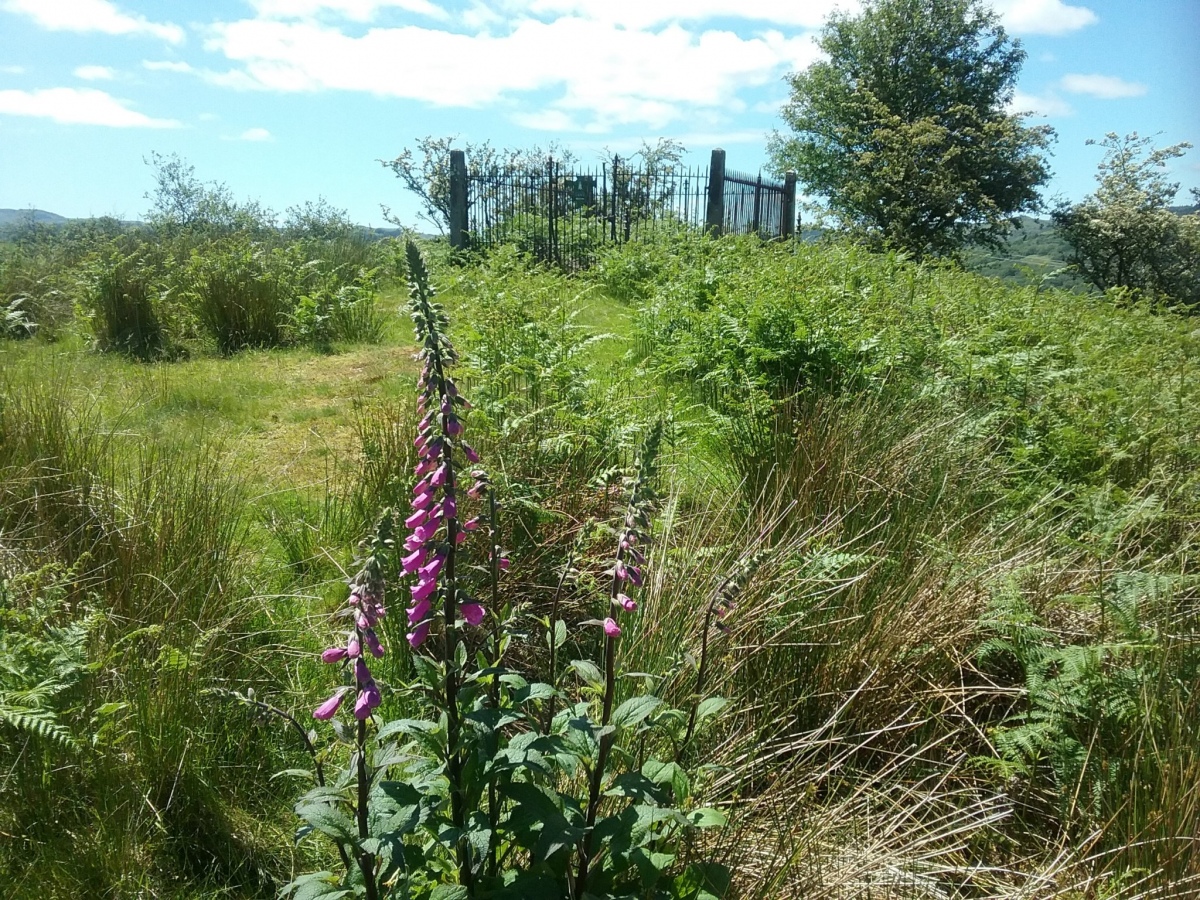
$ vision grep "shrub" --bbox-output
[83,250,173,360]
[180,237,302,352]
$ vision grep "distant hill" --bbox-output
[0,208,69,226]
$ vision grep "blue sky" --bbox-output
[1,0,1196,228]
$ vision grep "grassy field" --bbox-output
[1,228,1197,898]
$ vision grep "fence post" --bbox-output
[782,170,798,240]
[705,148,726,235]
[751,173,763,236]
[610,154,620,243]
[547,156,559,267]
[449,149,467,250]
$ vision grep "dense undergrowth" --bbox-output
[1,226,1197,898]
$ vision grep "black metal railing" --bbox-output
[452,148,796,269]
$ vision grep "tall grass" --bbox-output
[85,250,172,359]
[0,373,301,898]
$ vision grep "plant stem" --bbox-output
[423,291,472,894]
[356,719,379,900]
[576,526,629,897]
[543,540,579,732]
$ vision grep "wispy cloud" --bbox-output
[239,126,272,141]
[2,0,185,43]
[1060,73,1147,99]
[0,86,181,127]
[143,59,196,73]
[1009,89,1073,118]
[991,0,1097,35]
[204,16,822,131]
[249,0,449,21]
[74,64,116,80]
[0,64,25,74]
[516,0,858,29]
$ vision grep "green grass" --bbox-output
[2,233,1197,898]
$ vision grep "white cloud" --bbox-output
[2,0,185,42]
[991,0,1097,35]
[674,129,765,146]
[515,0,859,29]
[74,64,116,80]
[1060,73,1147,99]
[240,126,273,140]
[0,86,181,127]
[204,16,822,130]
[250,0,449,21]
[143,59,196,73]
[1008,89,1073,117]
[0,64,25,74]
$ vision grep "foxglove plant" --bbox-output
[284,243,729,900]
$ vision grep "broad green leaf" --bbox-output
[375,717,440,742]
[295,802,357,844]
[642,758,690,803]
[685,807,726,828]
[569,659,603,686]
[280,872,350,900]
[611,695,662,729]
[430,886,469,900]
[694,696,729,722]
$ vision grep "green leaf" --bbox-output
[642,758,690,803]
[430,886,468,900]
[671,862,732,900]
[694,696,729,722]
[295,803,357,844]
[554,618,567,648]
[611,695,662,729]
[685,807,726,828]
[569,659,603,686]
[280,872,350,900]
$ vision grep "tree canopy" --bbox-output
[769,0,1053,259]
[1053,133,1200,308]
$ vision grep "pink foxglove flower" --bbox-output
[313,688,347,720]
[618,593,637,612]
[603,617,622,638]
[407,597,432,624]
[460,602,485,626]
[321,647,348,664]
[354,690,373,720]
[410,577,437,603]
[401,547,427,574]
[418,554,445,580]
[364,630,385,658]
[347,637,361,658]
[407,620,431,648]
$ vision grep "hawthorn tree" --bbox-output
[769,0,1053,259]
[1053,133,1200,308]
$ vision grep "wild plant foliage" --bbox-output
[285,243,728,900]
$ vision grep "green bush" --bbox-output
[83,250,174,360]
[178,237,301,353]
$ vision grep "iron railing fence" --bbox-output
[451,149,796,269]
